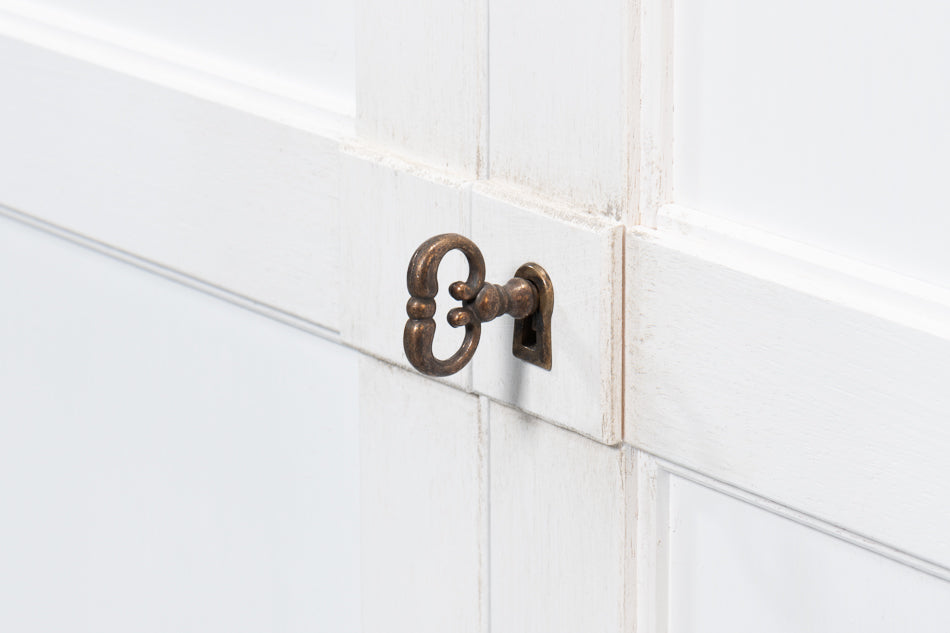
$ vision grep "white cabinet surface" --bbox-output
[0,214,360,632]
[0,0,356,114]
[358,358,486,633]
[668,475,950,632]
[1,0,949,630]
[674,0,950,289]
[489,403,629,633]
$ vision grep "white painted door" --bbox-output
[627,0,950,629]
[0,1,362,630]
[1,0,950,631]
[0,215,361,631]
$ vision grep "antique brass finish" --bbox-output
[404,233,554,377]
[511,262,553,370]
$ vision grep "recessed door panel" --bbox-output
[668,475,950,633]
[0,214,360,632]
[674,0,950,288]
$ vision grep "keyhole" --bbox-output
[520,313,538,348]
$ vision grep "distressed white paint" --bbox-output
[629,449,668,633]
[489,0,629,217]
[489,403,628,633]
[359,358,486,633]
[340,146,472,389]
[471,185,623,442]
[626,208,950,568]
[668,475,950,632]
[6,0,950,627]
[674,0,950,288]
[356,0,486,174]
[629,0,673,227]
[0,213,360,632]
[0,35,340,329]
[0,0,355,115]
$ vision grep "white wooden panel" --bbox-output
[0,214,359,632]
[668,475,950,632]
[0,36,340,329]
[626,209,950,568]
[489,403,629,633]
[489,0,629,218]
[630,0,673,227]
[674,0,950,288]
[0,0,355,113]
[356,0,485,174]
[627,450,669,633]
[340,147,472,389]
[359,359,486,633]
[472,185,622,443]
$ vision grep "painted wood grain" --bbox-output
[356,0,486,175]
[472,184,623,443]
[489,403,630,633]
[629,0,673,227]
[629,449,668,633]
[340,146,473,390]
[488,0,630,218]
[626,208,950,568]
[359,358,486,633]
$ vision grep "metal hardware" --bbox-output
[404,233,553,377]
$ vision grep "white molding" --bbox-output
[656,455,950,583]
[474,0,490,179]
[655,204,950,340]
[626,206,950,569]
[629,449,669,633]
[0,33,343,328]
[629,0,673,228]
[478,395,491,633]
[0,205,340,342]
[0,204,361,631]
[0,0,352,137]
[634,448,950,633]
